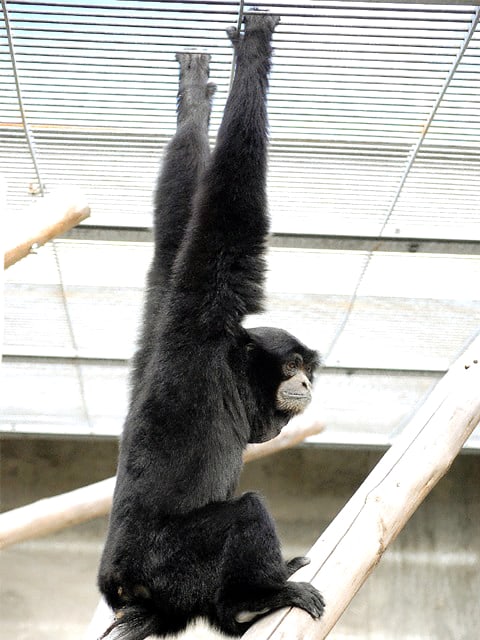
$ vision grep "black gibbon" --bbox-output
[98,13,324,640]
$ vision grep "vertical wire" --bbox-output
[3,0,93,431]
[323,7,480,365]
[228,0,245,92]
[52,241,94,433]
[2,0,44,195]
[383,7,480,222]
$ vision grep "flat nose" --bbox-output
[300,372,312,392]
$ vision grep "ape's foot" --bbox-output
[287,582,325,620]
[226,26,241,49]
[175,52,216,126]
[217,581,324,636]
[286,555,311,577]
[243,12,280,34]
[227,13,280,56]
[176,51,211,87]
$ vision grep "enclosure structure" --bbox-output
[1,1,480,638]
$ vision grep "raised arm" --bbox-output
[132,53,214,389]
[151,52,215,297]
[169,14,280,338]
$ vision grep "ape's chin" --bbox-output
[276,393,311,415]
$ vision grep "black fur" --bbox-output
[98,14,324,639]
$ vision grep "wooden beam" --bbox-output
[242,334,480,640]
[0,420,323,549]
[4,187,90,268]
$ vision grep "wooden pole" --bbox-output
[0,420,323,549]
[243,419,324,462]
[0,477,116,550]
[4,187,90,268]
[242,334,480,640]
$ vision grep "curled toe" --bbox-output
[226,25,240,45]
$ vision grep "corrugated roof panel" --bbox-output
[0,358,129,436]
[2,356,478,449]
[2,1,479,444]
[0,359,88,432]
[2,1,479,240]
[4,241,479,371]
[387,28,480,237]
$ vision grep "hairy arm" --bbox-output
[168,15,280,338]
[131,54,214,388]
[150,53,214,299]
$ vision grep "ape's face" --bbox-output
[275,350,316,414]
[245,326,320,422]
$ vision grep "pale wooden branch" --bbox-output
[0,420,323,550]
[242,334,480,640]
[4,187,90,268]
[0,477,116,550]
[243,419,324,462]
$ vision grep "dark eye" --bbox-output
[305,364,312,374]
[286,360,297,373]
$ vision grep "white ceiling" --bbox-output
[2,0,479,448]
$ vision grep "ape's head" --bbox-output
[244,326,320,442]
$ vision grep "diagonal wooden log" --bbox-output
[0,420,323,550]
[242,333,480,640]
[4,187,90,268]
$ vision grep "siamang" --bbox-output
[98,13,324,640]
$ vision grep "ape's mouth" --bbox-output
[276,391,312,414]
[281,391,311,402]
[282,391,312,400]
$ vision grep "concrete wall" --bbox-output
[1,436,479,639]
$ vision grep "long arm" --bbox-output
[169,14,280,338]
[131,53,214,388]
[151,52,214,297]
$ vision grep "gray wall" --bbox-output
[1,437,479,639]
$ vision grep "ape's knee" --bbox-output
[236,492,277,532]
[237,491,266,513]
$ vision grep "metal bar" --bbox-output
[0,353,447,376]
[51,240,94,432]
[9,0,480,7]
[60,226,480,255]
[228,0,245,92]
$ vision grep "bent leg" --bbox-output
[101,493,323,638]
[212,492,324,636]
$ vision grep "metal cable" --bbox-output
[228,0,245,92]
[2,0,44,195]
[51,241,94,432]
[323,6,480,365]
[4,0,93,431]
